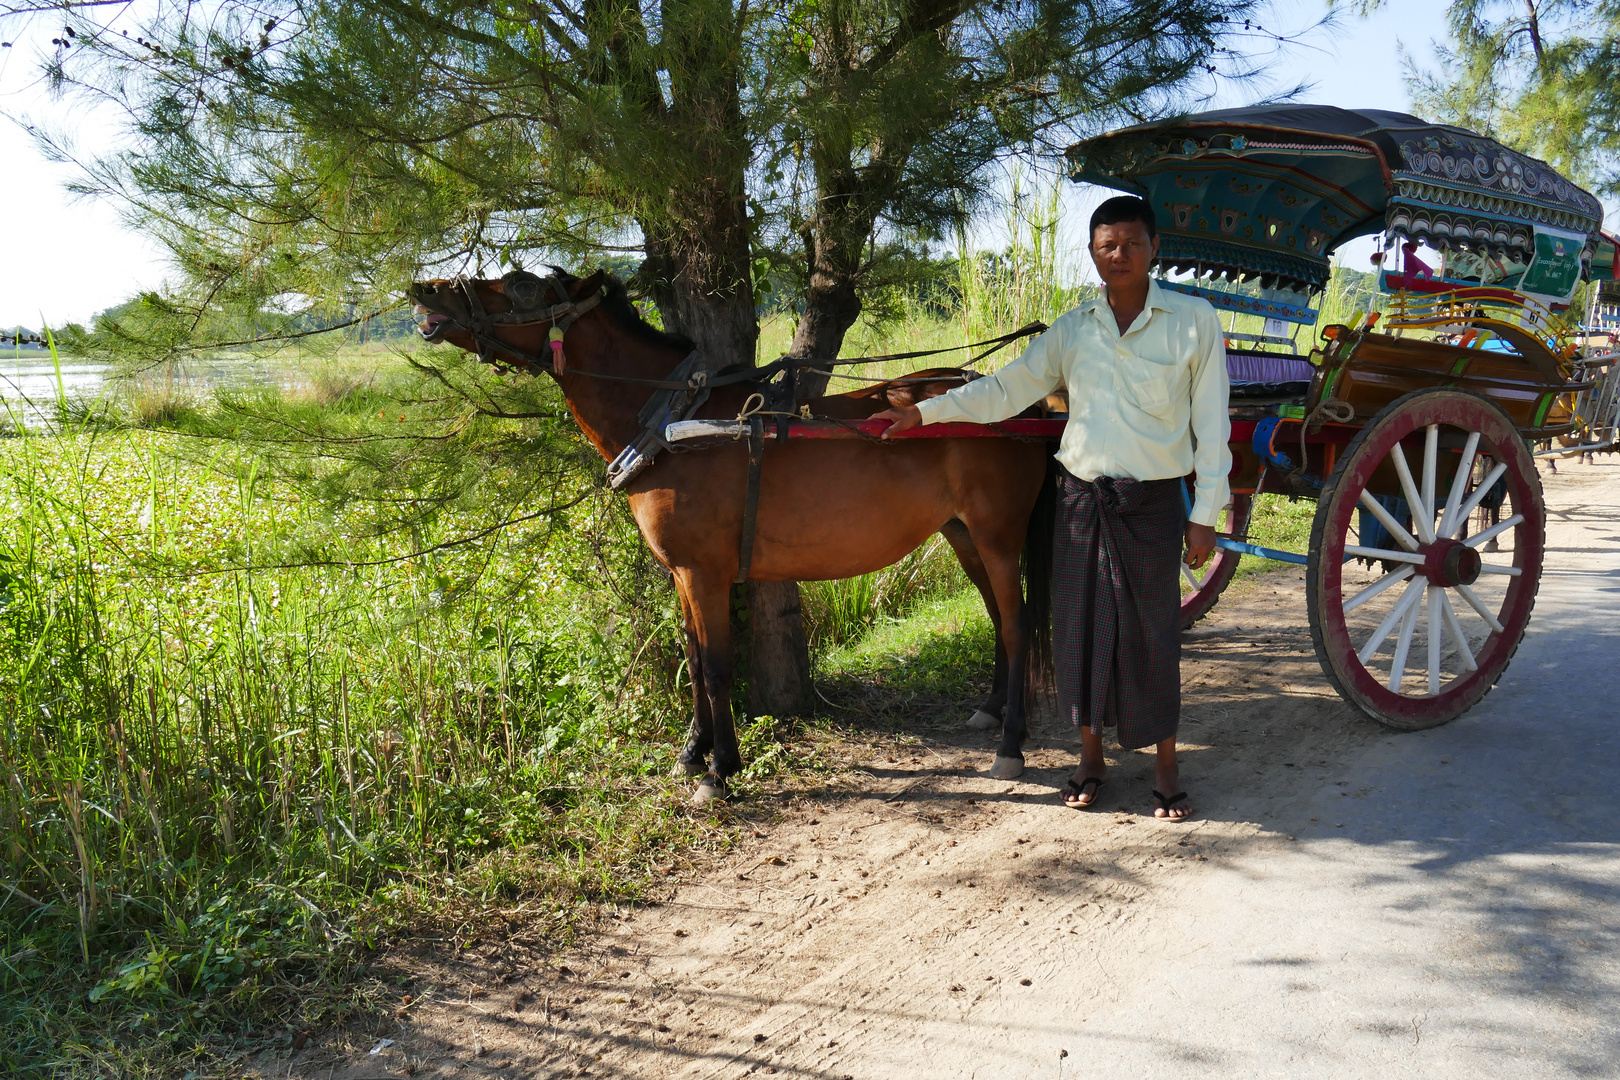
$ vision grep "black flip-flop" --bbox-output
[1062,775,1104,809]
[1151,788,1190,821]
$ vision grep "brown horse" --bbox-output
[411,269,1054,801]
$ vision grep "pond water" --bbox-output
[0,352,292,428]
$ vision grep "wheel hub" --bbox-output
[1423,538,1482,587]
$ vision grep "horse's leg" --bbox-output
[939,519,1007,732]
[679,572,741,804]
[969,527,1030,780]
[673,584,712,777]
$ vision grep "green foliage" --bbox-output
[10,0,1273,370]
[1245,492,1317,553]
[0,406,705,1077]
[816,585,999,702]
[800,535,966,648]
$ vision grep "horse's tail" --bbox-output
[1021,454,1058,694]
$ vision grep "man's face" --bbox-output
[1090,220,1158,291]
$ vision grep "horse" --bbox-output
[410,268,1055,802]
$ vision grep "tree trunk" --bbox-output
[746,580,812,716]
[787,154,890,397]
[634,19,816,716]
[789,232,866,398]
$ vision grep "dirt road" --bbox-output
[289,460,1620,1080]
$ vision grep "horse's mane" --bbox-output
[556,270,696,354]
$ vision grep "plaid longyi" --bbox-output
[1051,468,1183,750]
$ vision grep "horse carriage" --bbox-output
[411,104,1616,798]
[1067,105,1616,729]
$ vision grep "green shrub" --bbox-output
[800,536,966,648]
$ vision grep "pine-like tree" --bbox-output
[12,0,1276,711]
[1399,0,1620,194]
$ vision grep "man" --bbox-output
[875,196,1230,822]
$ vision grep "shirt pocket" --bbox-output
[1123,360,1177,415]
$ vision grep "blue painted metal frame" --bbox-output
[1179,482,1311,566]
[1216,537,1309,565]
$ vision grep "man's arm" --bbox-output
[1186,304,1233,529]
[875,322,1065,437]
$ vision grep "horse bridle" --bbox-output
[416,270,604,374]
[415,271,736,391]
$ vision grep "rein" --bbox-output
[419,271,1046,390]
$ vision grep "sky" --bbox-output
[0,2,1486,328]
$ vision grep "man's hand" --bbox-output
[1184,521,1217,570]
[872,404,922,439]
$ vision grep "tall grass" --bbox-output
[759,174,1094,381]
[800,536,967,649]
[0,419,707,1077]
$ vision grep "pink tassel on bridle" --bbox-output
[549,326,567,373]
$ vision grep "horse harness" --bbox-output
[420,270,1044,584]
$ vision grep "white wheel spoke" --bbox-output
[1390,441,1435,543]
[1476,563,1522,577]
[1344,545,1426,564]
[1462,513,1524,550]
[1388,591,1423,691]
[1437,430,1480,539]
[1181,563,1201,591]
[1426,586,1442,696]
[1358,577,1427,665]
[1357,490,1422,551]
[1421,424,1439,527]
[1439,590,1479,672]
[1446,461,1509,538]
[1344,564,1415,613]
[1455,581,1506,634]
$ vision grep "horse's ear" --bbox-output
[572,269,607,300]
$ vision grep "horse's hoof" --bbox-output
[966,709,1002,731]
[989,755,1024,780]
[691,773,729,805]
[673,760,707,778]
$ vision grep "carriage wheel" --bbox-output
[1180,491,1252,629]
[1306,389,1544,730]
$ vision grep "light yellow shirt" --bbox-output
[914,279,1233,527]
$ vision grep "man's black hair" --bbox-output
[1090,195,1157,241]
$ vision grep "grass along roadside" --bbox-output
[1,221,1338,1075]
[0,418,1318,1078]
[0,422,739,1078]
[1234,494,1317,580]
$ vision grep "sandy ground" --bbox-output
[273,458,1620,1080]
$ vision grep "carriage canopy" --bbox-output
[1066,105,1606,297]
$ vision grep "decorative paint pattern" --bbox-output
[1151,237,1328,290]
[1068,108,1604,292]
[1156,279,1319,325]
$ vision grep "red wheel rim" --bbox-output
[1309,389,1543,728]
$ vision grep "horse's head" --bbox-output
[410,268,608,372]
